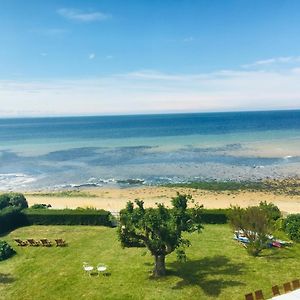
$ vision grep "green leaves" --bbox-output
[118,193,203,266]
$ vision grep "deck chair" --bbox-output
[245,293,254,300]
[55,239,67,247]
[283,282,292,293]
[14,238,28,246]
[254,290,264,300]
[292,279,300,290]
[272,285,280,296]
[40,239,52,247]
[27,239,40,246]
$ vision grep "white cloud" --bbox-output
[57,8,111,22]
[89,53,96,60]
[0,66,299,117]
[242,56,300,68]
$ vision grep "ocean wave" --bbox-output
[0,173,37,191]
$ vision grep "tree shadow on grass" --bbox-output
[0,273,15,284]
[168,255,245,297]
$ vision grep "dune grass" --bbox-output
[1,225,300,300]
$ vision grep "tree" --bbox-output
[229,205,273,256]
[0,193,28,210]
[118,193,203,277]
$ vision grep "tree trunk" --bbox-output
[153,254,166,277]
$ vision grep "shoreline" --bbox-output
[23,179,300,214]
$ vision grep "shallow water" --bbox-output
[0,110,299,191]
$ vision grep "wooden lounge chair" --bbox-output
[272,285,280,296]
[40,239,52,247]
[55,239,67,247]
[245,292,254,300]
[14,238,28,246]
[292,279,300,290]
[283,282,292,293]
[27,239,40,246]
[254,289,264,300]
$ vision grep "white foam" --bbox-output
[0,173,37,191]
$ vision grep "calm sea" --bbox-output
[0,110,300,191]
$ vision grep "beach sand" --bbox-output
[25,186,300,214]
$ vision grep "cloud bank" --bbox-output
[1,58,300,117]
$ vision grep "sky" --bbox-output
[0,0,300,117]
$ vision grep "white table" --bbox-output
[272,289,300,299]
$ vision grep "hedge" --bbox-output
[23,209,112,226]
[0,207,28,234]
[201,209,229,224]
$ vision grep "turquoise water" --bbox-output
[0,110,299,191]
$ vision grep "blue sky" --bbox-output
[1,0,300,116]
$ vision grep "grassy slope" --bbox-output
[1,225,300,300]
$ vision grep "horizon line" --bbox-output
[0,107,299,120]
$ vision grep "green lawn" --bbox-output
[1,225,299,300]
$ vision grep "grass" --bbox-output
[1,224,300,300]
[25,190,97,198]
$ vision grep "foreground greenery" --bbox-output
[1,225,299,300]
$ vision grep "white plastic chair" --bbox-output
[96,263,107,276]
[83,262,94,276]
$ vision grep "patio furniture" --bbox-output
[272,288,300,299]
[254,289,264,300]
[55,239,67,247]
[14,239,28,246]
[272,285,281,296]
[292,279,300,290]
[83,262,94,276]
[283,282,292,293]
[97,264,108,276]
[27,239,40,246]
[245,292,254,300]
[40,239,52,247]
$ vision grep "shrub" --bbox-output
[0,193,28,210]
[0,194,10,209]
[24,208,112,226]
[0,207,28,234]
[229,205,272,256]
[283,214,300,242]
[259,201,281,221]
[8,193,28,209]
[31,204,51,209]
[0,240,16,261]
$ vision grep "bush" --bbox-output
[0,207,28,234]
[0,193,28,210]
[31,204,51,209]
[0,194,10,209]
[201,209,229,224]
[259,201,281,221]
[283,214,300,242]
[0,240,16,261]
[24,209,112,226]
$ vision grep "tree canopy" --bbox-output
[118,193,203,277]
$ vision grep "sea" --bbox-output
[0,110,300,191]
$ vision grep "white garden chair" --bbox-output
[83,262,94,276]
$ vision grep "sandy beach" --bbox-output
[24,186,300,214]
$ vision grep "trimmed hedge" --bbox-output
[23,209,112,226]
[201,209,229,224]
[0,207,28,234]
